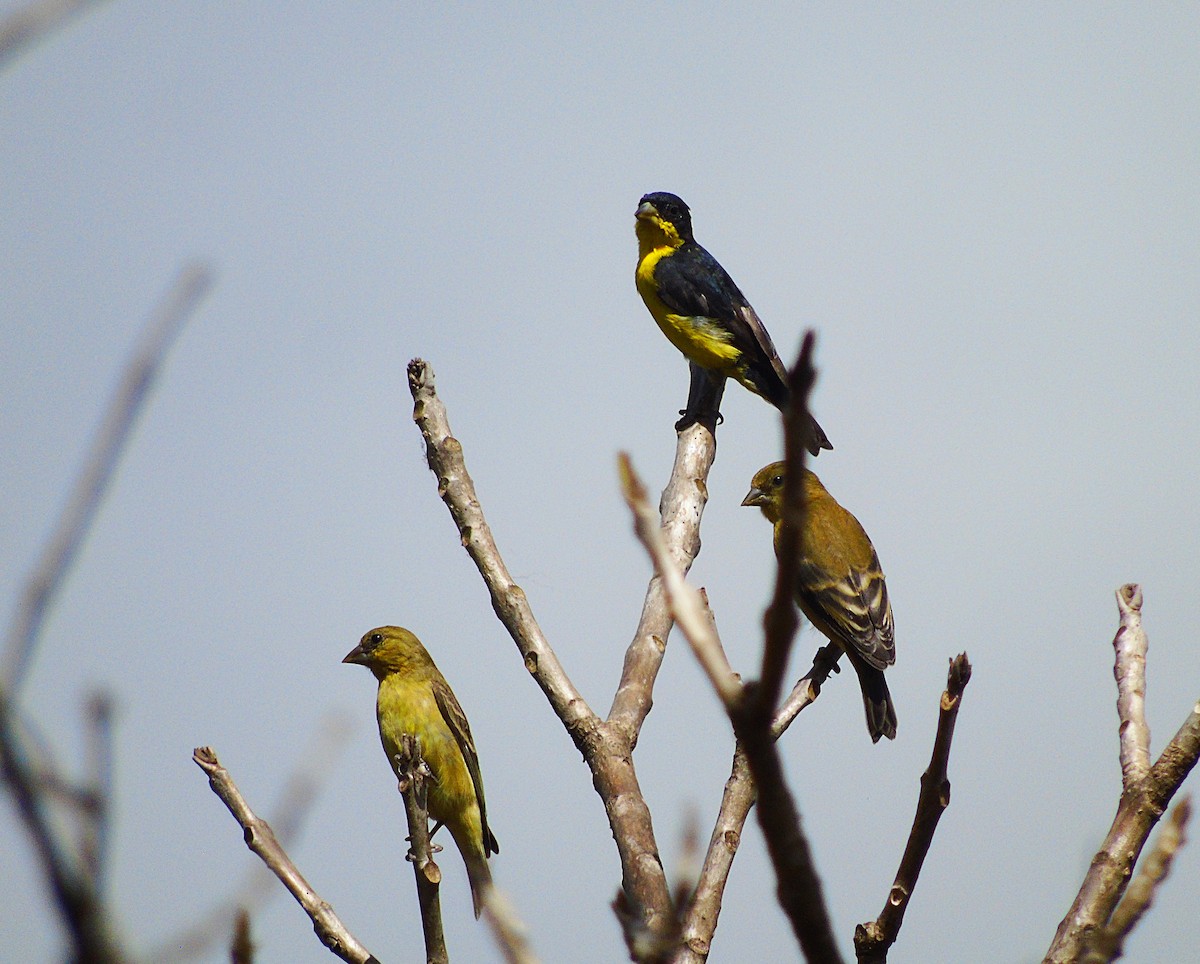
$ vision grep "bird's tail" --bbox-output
[462,843,494,919]
[852,660,897,743]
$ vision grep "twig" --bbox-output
[0,692,124,962]
[0,0,110,69]
[3,262,213,693]
[617,454,740,710]
[677,645,843,964]
[1113,585,1151,789]
[482,887,540,964]
[1083,795,1192,963]
[152,712,353,963]
[192,746,379,964]
[81,690,115,890]
[854,654,972,963]
[730,335,842,964]
[407,359,675,941]
[393,735,447,964]
[230,909,254,964]
[1044,586,1200,963]
[609,409,719,741]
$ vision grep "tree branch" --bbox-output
[407,359,675,940]
[0,0,111,70]
[3,262,213,692]
[854,654,972,963]
[1044,585,1200,963]
[392,735,447,964]
[192,747,379,964]
[1083,795,1191,963]
[152,713,352,963]
[677,645,843,963]
[609,372,721,742]
[1112,585,1151,789]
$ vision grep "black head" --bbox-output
[636,192,693,240]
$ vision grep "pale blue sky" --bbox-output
[3,4,1198,962]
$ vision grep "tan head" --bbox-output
[342,625,433,680]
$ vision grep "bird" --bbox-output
[742,462,897,742]
[343,626,499,917]
[634,191,831,453]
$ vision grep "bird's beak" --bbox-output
[741,487,766,508]
[342,644,368,665]
[635,200,658,220]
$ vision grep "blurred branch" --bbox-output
[678,644,843,963]
[1082,795,1191,963]
[3,262,213,693]
[393,734,447,964]
[81,690,115,890]
[230,910,254,964]
[0,0,110,69]
[1045,585,1200,963]
[153,712,352,963]
[192,746,379,964]
[729,335,842,964]
[854,654,972,963]
[408,358,676,941]
[625,335,839,962]
[609,372,720,741]
[617,454,740,711]
[482,886,540,964]
[0,692,124,962]
[0,266,211,964]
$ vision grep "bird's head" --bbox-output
[343,625,431,679]
[635,191,693,246]
[741,461,823,524]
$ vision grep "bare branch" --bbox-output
[755,332,817,711]
[230,909,254,964]
[407,359,675,939]
[393,735,447,964]
[609,415,718,740]
[0,691,124,962]
[192,747,379,964]
[1113,585,1151,789]
[618,453,740,710]
[678,645,843,964]
[1084,795,1192,963]
[81,690,115,890]
[482,886,541,964]
[855,654,973,963]
[152,713,352,963]
[1045,589,1200,963]
[727,335,842,964]
[0,0,110,70]
[407,359,592,730]
[3,263,214,692]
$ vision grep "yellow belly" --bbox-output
[636,251,741,373]
[376,676,483,851]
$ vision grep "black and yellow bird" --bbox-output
[634,191,831,453]
[344,626,499,917]
[742,462,897,742]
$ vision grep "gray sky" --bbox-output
[3,4,1198,962]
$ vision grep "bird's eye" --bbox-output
[370,633,383,645]
[773,475,784,486]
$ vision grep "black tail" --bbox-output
[854,661,897,743]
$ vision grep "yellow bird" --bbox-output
[343,626,499,916]
[635,191,832,453]
[742,463,897,742]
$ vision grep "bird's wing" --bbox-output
[797,550,895,671]
[431,678,498,855]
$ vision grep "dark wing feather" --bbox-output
[796,549,895,671]
[431,678,499,856]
